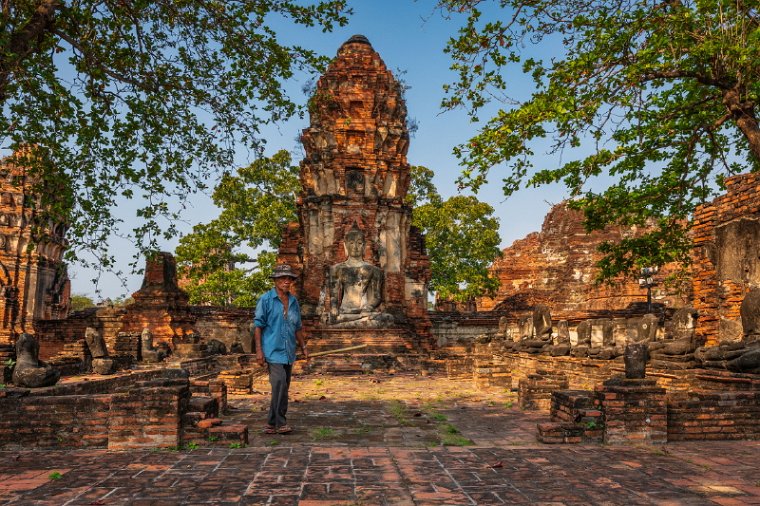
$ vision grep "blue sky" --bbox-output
[71,0,570,299]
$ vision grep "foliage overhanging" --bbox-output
[439,0,760,279]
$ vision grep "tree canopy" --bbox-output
[1,0,349,272]
[440,0,760,279]
[68,292,94,312]
[407,165,502,303]
[175,150,298,306]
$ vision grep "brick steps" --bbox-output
[302,353,427,374]
[188,395,218,417]
[182,392,248,447]
[537,422,585,444]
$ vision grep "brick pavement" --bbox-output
[2,373,760,505]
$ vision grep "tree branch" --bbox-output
[723,88,760,160]
[52,29,155,91]
[640,69,731,90]
[0,0,62,102]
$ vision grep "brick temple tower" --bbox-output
[0,152,70,349]
[278,35,433,363]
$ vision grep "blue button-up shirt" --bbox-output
[254,288,302,364]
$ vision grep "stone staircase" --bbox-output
[536,389,604,444]
[183,379,248,447]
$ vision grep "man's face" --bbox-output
[275,276,295,293]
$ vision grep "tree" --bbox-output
[439,0,760,279]
[69,293,94,312]
[175,150,299,306]
[407,165,502,302]
[1,0,349,273]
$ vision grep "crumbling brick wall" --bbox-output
[478,202,689,319]
[0,369,190,450]
[692,172,760,346]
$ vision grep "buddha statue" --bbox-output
[328,225,393,327]
[12,333,60,388]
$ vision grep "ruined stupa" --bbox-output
[277,35,433,366]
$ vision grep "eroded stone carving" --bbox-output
[550,320,571,356]
[12,333,60,388]
[624,343,649,379]
[207,339,227,355]
[84,327,108,358]
[587,319,622,360]
[140,328,167,363]
[697,289,760,372]
[84,327,114,375]
[650,308,699,368]
[571,320,592,357]
[518,305,553,354]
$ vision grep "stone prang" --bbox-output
[276,35,433,361]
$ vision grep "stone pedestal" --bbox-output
[596,377,667,445]
[304,327,428,373]
[218,370,253,395]
[473,358,511,390]
[174,343,207,359]
[91,357,115,375]
[518,371,569,411]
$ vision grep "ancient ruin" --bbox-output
[477,202,688,318]
[3,36,760,456]
[12,332,60,388]
[277,35,432,368]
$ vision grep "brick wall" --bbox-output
[668,391,760,441]
[35,305,251,361]
[0,369,190,450]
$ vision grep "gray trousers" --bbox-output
[267,363,292,427]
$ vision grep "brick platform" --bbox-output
[1,373,760,505]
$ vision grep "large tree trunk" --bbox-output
[723,87,760,162]
[0,0,62,103]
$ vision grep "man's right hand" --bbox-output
[256,353,265,366]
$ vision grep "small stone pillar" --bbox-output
[596,377,667,445]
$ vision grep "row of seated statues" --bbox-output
[10,326,247,388]
[490,287,760,374]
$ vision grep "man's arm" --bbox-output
[296,329,308,360]
[254,326,265,365]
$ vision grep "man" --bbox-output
[254,264,308,434]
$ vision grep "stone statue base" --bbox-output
[328,312,396,328]
[13,365,60,388]
[91,358,115,375]
[302,324,434,373]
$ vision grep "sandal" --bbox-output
[263,425,277,434]
[277,425,293,434]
